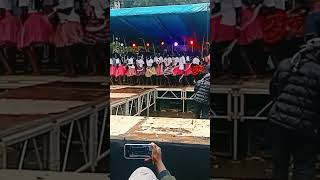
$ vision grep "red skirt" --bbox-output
[20,12,54,48]
[172,66,184,76]
[115,65,127,77]
[110,65,116,77]
[192,65,205,76]
[184,64,193,76]
[54,21,84,47]
[262,10,288,44]
[211,16,237,43]
[0,11,22,46]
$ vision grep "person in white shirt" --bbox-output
[171,53,184,85]
[53,0,84,76]
[192,56,201,65]
[145,54,156,85]
[155,53,164,85]
[163,53,173,86]
[135,53,145,85]
[178,54,188,85]
[263,0,287,10]
[126,53,136,85]
[212,0,242,75]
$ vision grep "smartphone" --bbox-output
[124,144,152,159]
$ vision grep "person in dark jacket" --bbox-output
[193,73,210,119]
[268,38,320,180]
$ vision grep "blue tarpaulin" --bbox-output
[110,3,210,44]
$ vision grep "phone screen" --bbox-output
[124,144,152,159]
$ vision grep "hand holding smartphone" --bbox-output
[124,143,152,160]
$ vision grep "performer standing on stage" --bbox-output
[163,53,173,86]
[239,0,265,76]
[145,53,156,85]
[19,0,54,75]
[184,56,193,85]
[114,53,126,84]
[155,53,164,85]
[191,54,203,81]
[135,53,145,85]
[126,52,136,85]
[211,0,242,76]
[54,0,83,76]
[172,53,183,86]
[0,0,21,75]
[83,0,108,75]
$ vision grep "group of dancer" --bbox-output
[0,0,109,76]
[211,0,317,78]
[110,51,209,86]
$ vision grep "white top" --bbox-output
[89,0,106,19]
[136,59,144,68]
[58,8,81,23]
[115,58,120,65]
[146,58,154,67]
[154,57,159,64]
[164,57,172,67]
[158,56,164,64]
[19,0,37,12]
[179,56,186,70]
[172,57,179,66]
[263,0,287,10]
[214,0,242,26]
[128,57,134,64]
[192,57,201,65]
[128,58,135,68]
[155,56,164,64]
[110,58,114,65]
[186,56,190,63]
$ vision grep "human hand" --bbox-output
[145,142,162,165]
[145,142,167,174]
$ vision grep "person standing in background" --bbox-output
[0,0,21,75]
[211,0,242,76]
[83,0,108,75]
[54,0,83,76]
[193,73,210,119]
[268,38,320,180]
[19,0,54,75]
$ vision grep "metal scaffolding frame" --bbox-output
[110,89,156,116]
[209,84,270,161]
[239,88,272,157]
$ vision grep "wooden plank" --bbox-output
[0,170,108,180]
[0,99,87,115]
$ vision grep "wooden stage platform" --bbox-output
[0,170,108,180]
[0,76,108,173]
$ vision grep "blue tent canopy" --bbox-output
[110,3,210,44]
